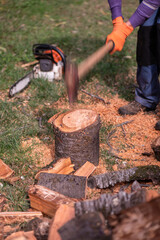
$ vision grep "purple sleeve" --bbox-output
[108,0,122,20]
[129,0,160,28]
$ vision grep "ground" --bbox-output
[0,0,160,237]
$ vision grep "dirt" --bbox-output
[21,137,55,168]
[20,85,160,198]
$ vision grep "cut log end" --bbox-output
[52,109,99,133]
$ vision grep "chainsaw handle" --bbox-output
[78,41,114,80]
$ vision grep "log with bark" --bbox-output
[58,211,111,240]
[88,165,160,189]
[28,185,77,217]
[49,109,101,170]
[151,136,160,161]
[75,188,158,218]
[23,217,51,240]
[48,204,75,240]
[109,196,160,240]
[58,196,160,240]
[37,172,87,199]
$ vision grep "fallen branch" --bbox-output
[75,189,158,218]
[21,60,38,68]
[81,89,106,104]
[88,165,160,189]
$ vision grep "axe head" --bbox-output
[65,60,79,105]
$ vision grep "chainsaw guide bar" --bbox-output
[9,44,66,97]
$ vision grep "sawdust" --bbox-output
[20,88,160,198]
[21,137,54,167]
[51,91,160,170]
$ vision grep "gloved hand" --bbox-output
[106,16,134,54]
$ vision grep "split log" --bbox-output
[21,60,38,68]
[49,109,101,170]
[24,217,51,240]
[48,204,75,240]
[58,212,110,240]
[74,161,96,178]
[35,157,74,180]
[5,231,36,240]
[75,189,158,218]
[109,196,160,240]
[28,185,77,217]
[0,159,14,179]
[151,136,160,161]
[88,165,160,189]
[0,211,43,225]
[37,173,87,199]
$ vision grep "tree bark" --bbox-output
[109,196,160,240]
[75,189,157,218]
[58,212,110,240]
[49,109,101,170]
[37,173,87,199]
[88,165,160,189]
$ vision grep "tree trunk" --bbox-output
[49,109,100,170]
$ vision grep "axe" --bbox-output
[65,40,114,104]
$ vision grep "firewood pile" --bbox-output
[1,109,160,240]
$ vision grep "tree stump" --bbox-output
[50,109,101,170]
[151,136,160,161]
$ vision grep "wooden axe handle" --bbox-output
[78,41,114,80]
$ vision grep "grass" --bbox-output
[0,0,138,211]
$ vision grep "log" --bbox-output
[58,212,110,240]
[28,185,77,217]
[109,196,160,240]
[0,159,14,179]
[74,161,96,178]
[75,189,158,218]
[49,109,101,170]
[37,173,87,199]
[151,136,160,161]
[21,60,38,68]
[24,217,51,240]
[35,157,74,180]
[88,165,160,189]
[48,204,75,240]
[0,211,43,225]
[5,231,36,240]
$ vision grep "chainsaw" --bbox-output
[9,44,66,97]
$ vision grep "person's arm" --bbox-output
[129,0,160,28]
[108,0,122,20]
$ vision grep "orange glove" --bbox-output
[106,16,134,54]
